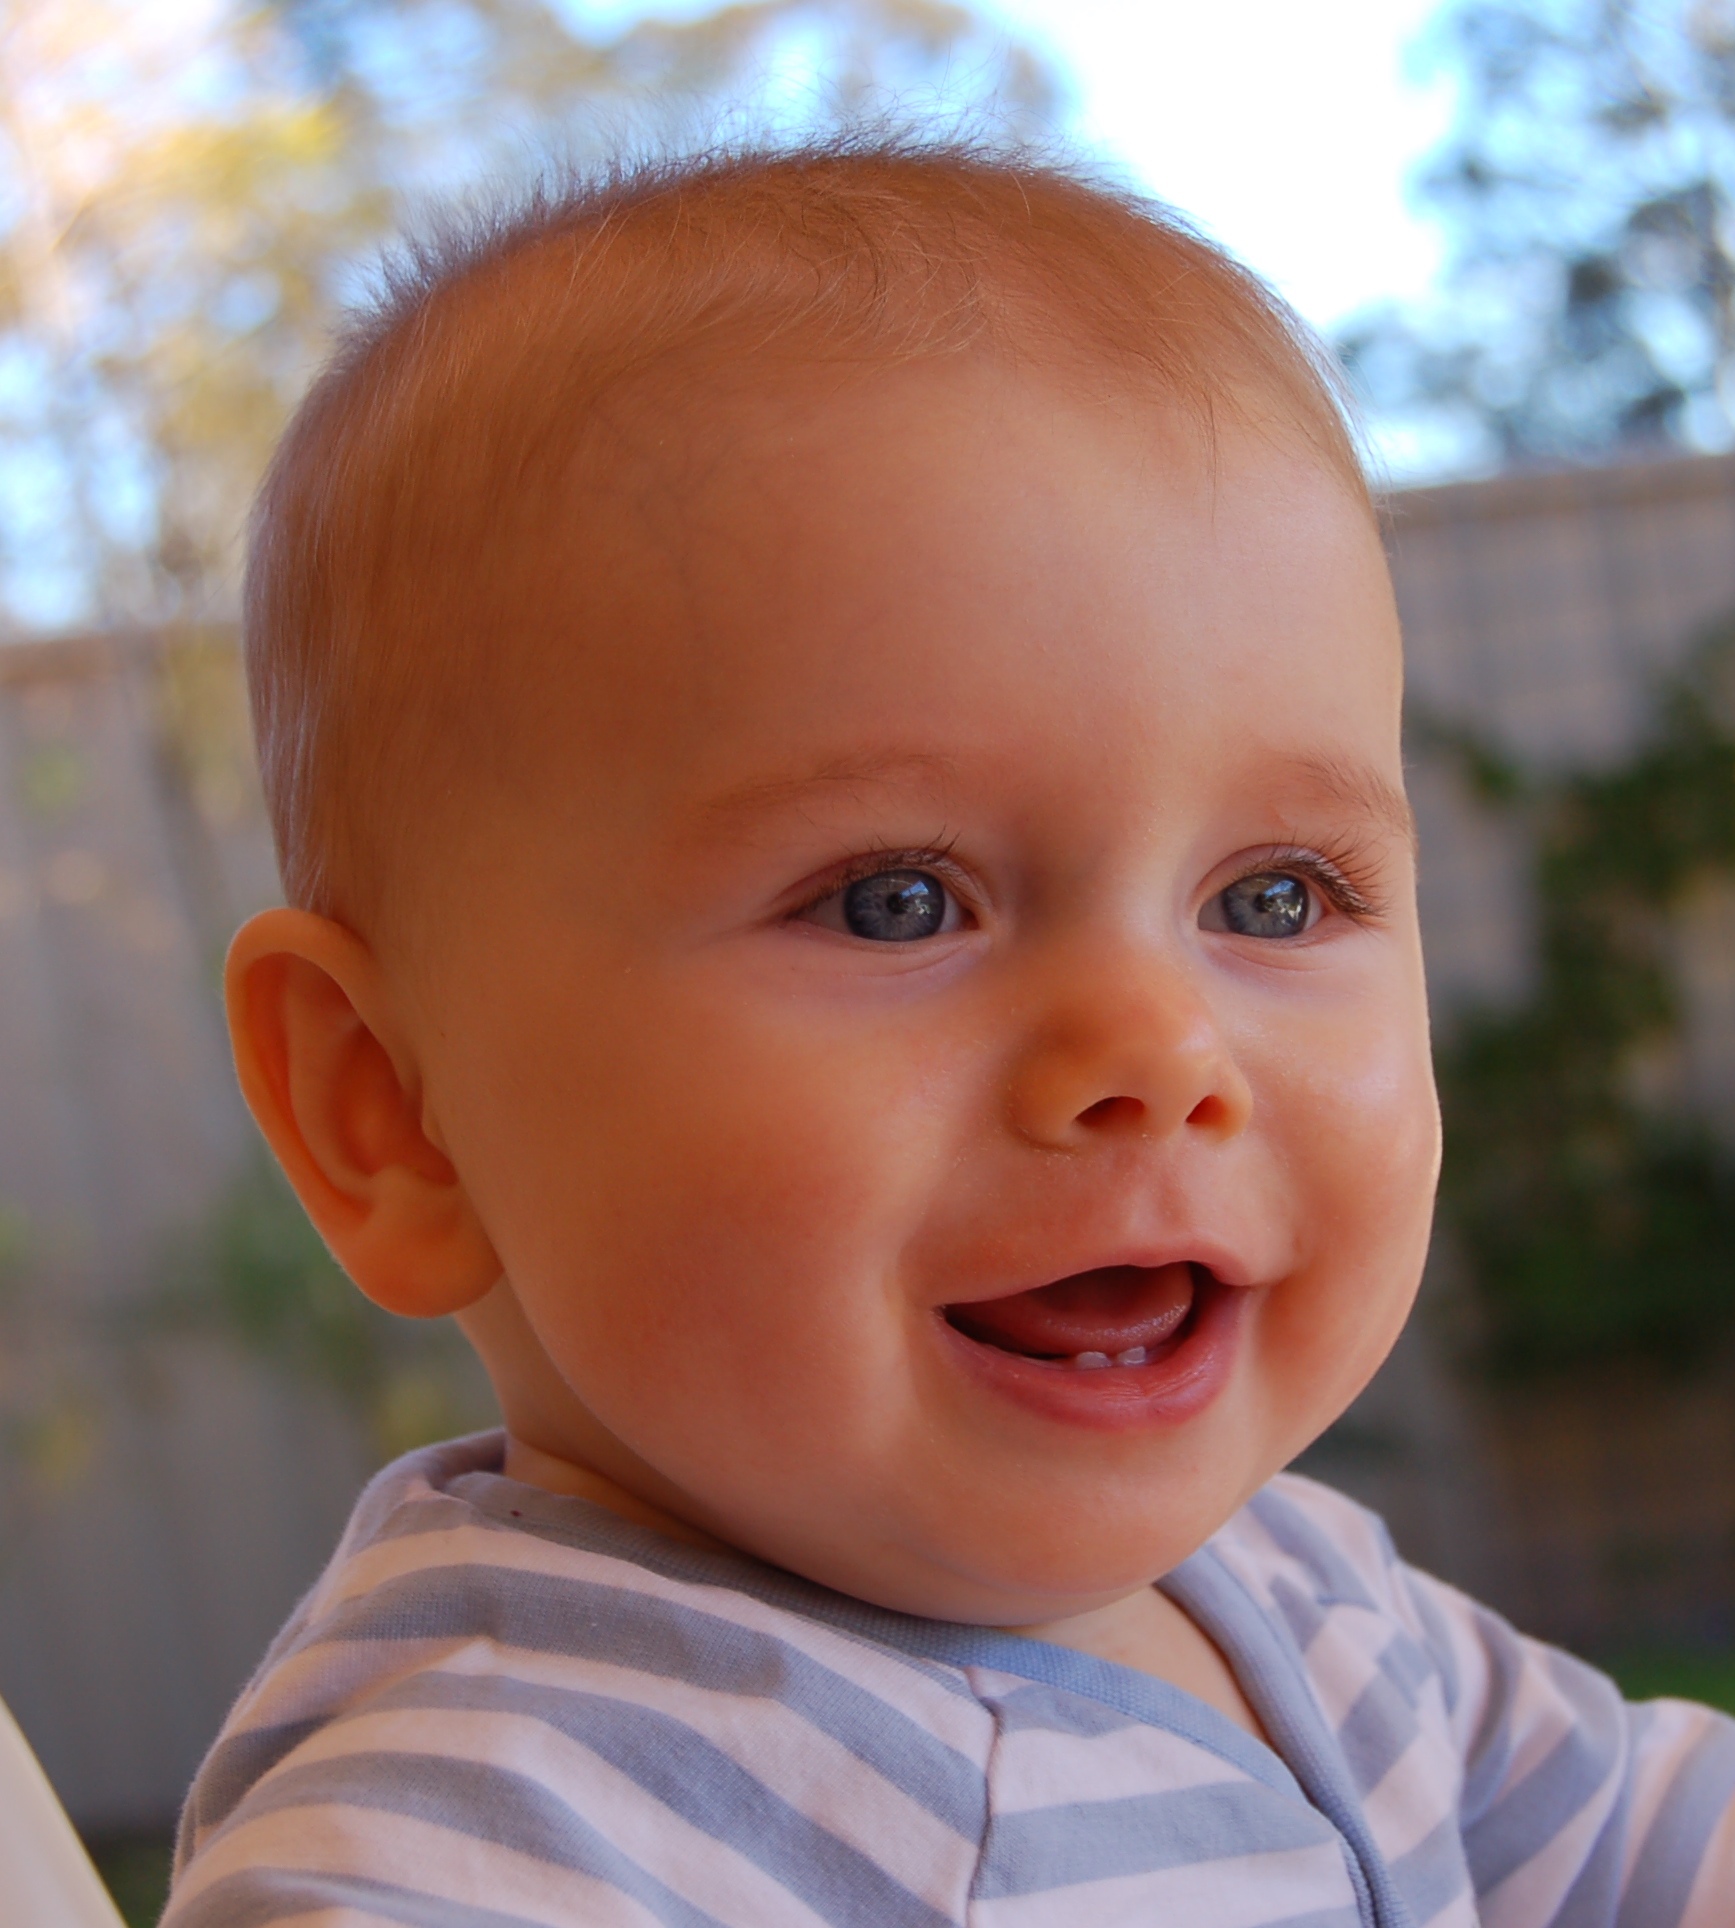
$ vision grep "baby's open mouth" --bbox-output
[943,1261,1202,1370]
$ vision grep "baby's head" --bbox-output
[229,143,1441,1627]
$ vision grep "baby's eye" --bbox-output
[1201,870,1317,940]
[802,867,962,942]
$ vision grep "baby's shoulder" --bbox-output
[169,1442,1001,1927]
[1214,1469,1404,1596]
[1207,1470,1460,1679]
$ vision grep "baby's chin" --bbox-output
[697,1426,1277,1628]
[479,1269,1334,1625]
[786,1510,1230,1629]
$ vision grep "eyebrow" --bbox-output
[693,745,1416,851]
[696,750,959,826]
[1283,754,1417,853]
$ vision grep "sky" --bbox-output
[984,0,1457,334]
[0,0,1466,632]
[571,0,1459,336]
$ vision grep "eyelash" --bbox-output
[787,839,970,920]
[787,838,1386,926]
[1241,844,1385,923]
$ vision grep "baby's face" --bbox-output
[409,354,1439,1623]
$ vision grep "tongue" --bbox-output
[948,1263,1197,1359]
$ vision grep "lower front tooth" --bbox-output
[1114,1346,1149,1367]
[1074,1351,1112,1370]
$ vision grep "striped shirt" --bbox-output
[165,1432,1735,1928]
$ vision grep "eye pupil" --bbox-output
[843,870,948,942]
[1220,872,1311,938]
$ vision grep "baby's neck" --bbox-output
[502,1434,736,1556]
[500,1431,1267,1744]
[1009,1588,1268,1743]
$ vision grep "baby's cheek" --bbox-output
[1259,972,1437,1197]
[500,975,963,1375]
[1251,1002,1438,1412]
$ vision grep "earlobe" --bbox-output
[224,908,501,1318]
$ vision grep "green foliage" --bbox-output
[15,743,88,817]
[83,1832,173,1928]
[154,1155,494,1458]
[1605,1648,1735,1711]
[161,1155,379,1399]
[1434,621,1735,1371]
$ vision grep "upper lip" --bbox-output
[938,1238,1262,1309]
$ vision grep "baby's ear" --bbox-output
[225,908,501,1318]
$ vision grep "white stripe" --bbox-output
[415,1644,976,1892]
[986,1719,1249,1810]
[166,1803,663,1928]
[245,1911,423,1928]
[1622,1699,1722,1896]
[297,1520,991,1756]
[256,1702,871,1928]
[1477,1749,1623,1928]
[971,1839,1356,1928]
[1359,1727,1457,1861]
[1680,1777,1735,1928]
[220,1636,485,1740]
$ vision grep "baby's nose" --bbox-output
[1005,961,1252,1150]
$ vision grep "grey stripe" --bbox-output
[449,1473,984,1706]
[1375,1634,1433,1710]
[1271,1574,1330,1655]
[1245,1491,1378,1610]
[183,1720,323,1844]
[454,1467,1293,1790]
[1387,1816,1467,1925]
[167,1867,602,1928]
[367,1672,964,1927]
[1398,1573,1461,1719]
[458,1469,1293,1768]
[983,1682,1140,1738]
[1165,1552,1408,1928]
[1458,1607,1528,1823]
[370,1492,519,1547]
[308,1562,987,1838]
[1337,1665,1421,1799]
[1465,1650,1624,1897]
[1263,1912,1367,1928]
[1548,1759,1631,1928]
[973,1780,1337,1899]
[1616,1713,1735,1928]
[187,1757,734,1928]
[333,1434,506,1554]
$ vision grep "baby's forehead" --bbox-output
[346,163,1371,574]
[248,150,1376,928]
[481,350,1398,829]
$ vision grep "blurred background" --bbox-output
[2,0,1735,1917]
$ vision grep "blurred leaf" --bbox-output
[16,742,88,816]
[152,1152,495,1457]
[1434,618,1735,1371]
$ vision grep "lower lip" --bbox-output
[933,1273,1249,1433]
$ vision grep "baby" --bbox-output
[164,145,1735,1927]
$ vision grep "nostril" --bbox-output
[1186,1093,1233,1131]
[1078,1094,1145,1131]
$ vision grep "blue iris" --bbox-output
[1216,872,1312,938]
[842,870,949,941]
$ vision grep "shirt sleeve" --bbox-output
[1394,1559,1735,1928]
